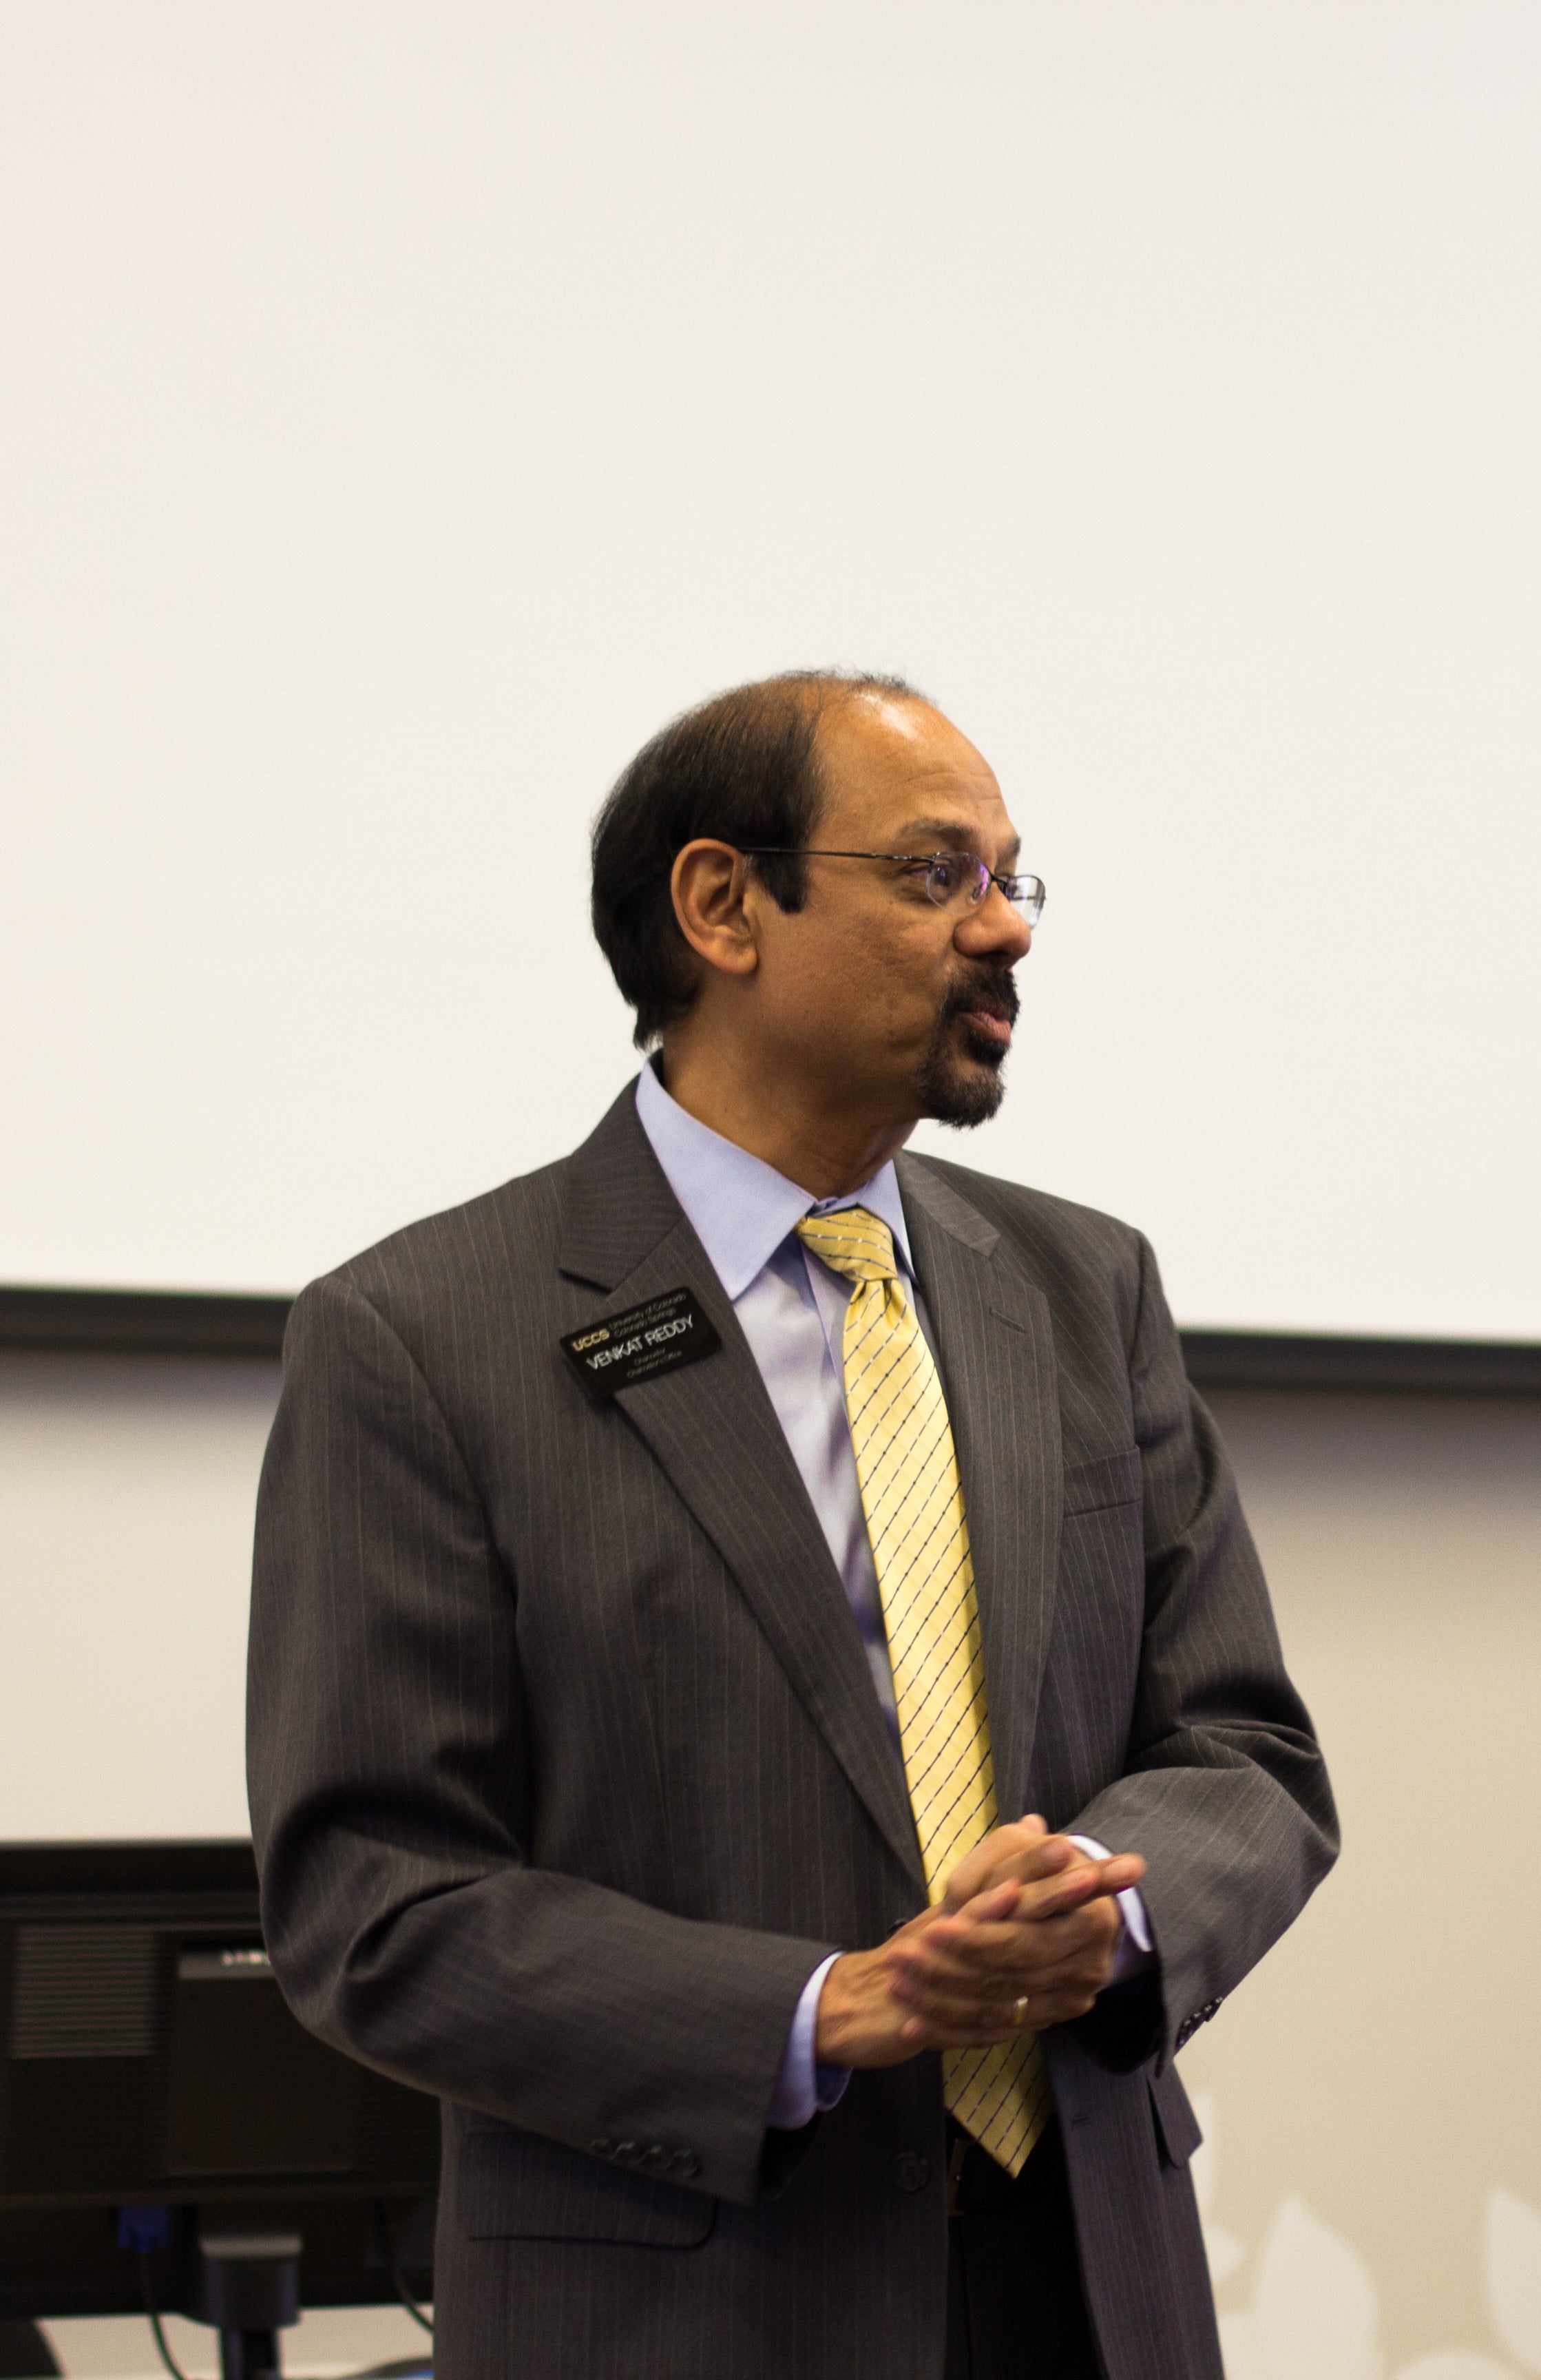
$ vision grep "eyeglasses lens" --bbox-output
[924,857,1044,926]
[924,856,987,910]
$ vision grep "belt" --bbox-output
[945,2115,1040,2218]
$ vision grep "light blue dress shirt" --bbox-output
[636,1054,921,1742]
[633,1061,1150,2131]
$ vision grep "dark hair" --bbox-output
[591,668,923,1047]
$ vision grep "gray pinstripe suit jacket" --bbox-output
[247,1082,1337,2380]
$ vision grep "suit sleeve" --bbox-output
[1066,1232,1340,2070]
[247,1272,835,2207]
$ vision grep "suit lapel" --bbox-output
[897,1155,1064,1830]
[558,1090,923,1889]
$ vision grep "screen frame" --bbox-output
[1,1285,1538,1397]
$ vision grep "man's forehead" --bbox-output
[817,693,1016,846]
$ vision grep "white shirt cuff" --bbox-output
[1067,1833,1153,1983]
[769,1837,1149,2131]
[766,1953,851,2129]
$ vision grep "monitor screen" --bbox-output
[0,1842,437,2324]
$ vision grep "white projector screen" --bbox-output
[3,1,1538,1341]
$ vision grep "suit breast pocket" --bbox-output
[457,2125,717,2249]
[1062,1446,1142,1517]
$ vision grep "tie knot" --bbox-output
[795,1206,899,1286]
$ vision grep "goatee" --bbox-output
[916,967,1020,1129]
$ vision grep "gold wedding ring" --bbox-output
[1012,1995,1030,2027]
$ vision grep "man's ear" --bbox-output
[670,841,760,982]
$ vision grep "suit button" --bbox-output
[614,2140,640,2164]
[640,2144,670,2172]
[669,2149,702,2180]
[589,2138,616,2158]
[892,2151,930,2193]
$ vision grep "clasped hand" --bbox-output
[813,1819,1146,2070]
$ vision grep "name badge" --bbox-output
[560,1288,722,1399]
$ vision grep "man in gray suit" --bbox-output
[248,670,1337,2380]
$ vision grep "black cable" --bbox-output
[137,2218,430,2380]
[138,2252,194,2380]
[372,2205,434,2338]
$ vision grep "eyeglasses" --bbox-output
[737,848,1046,926]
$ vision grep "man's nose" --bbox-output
[956,890,1031,965]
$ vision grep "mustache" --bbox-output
[938,966,1020,1030]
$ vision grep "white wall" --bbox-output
[1189,1388,1541,2379]
[4,1358,1539,2370]
[0,1355,273,1839]
[3,0,1538,1336]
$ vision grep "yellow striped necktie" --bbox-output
[795,1205,1050,2176]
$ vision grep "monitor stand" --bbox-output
[0,2322,61,2379]
[191,2231,301,2380]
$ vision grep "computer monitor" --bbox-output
[0,1842,437,2337]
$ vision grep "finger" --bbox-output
[961,1824,1139,1901]
[886,1942,1009,1989]
[935,1886,1124,1946]
[949,1835,1082,1906]
[1043,1853,1143,1901]
[1015,1855,1144,1919]
[885,1958,1026,2015]
[897,1976,1040,2047]
[894,1903,1121,1992]
[888,1901,1074,1964]
[1011,1942,1118,1995]
[888,1948,1084,2010]
[899,1999,1041,2056]
[1009,1933,1124,1999]
[883,1952,1045,2013]
[938,1864,1109,1939]
[947,1835,1146,1917]
[886,1883,1020,1961]
[958,1852,1132,1926]
[994,1903,1123,1968]
[936,1864,1100,1936]
[1027,1892,1125,1940]
[945,1881,1025,1926]
[886,1919,1055,1983]
[925,1854,1142,1967]
[886,1965,1025,2016]
[892,1990,1027,2036]
[938,1817,1050,1912]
